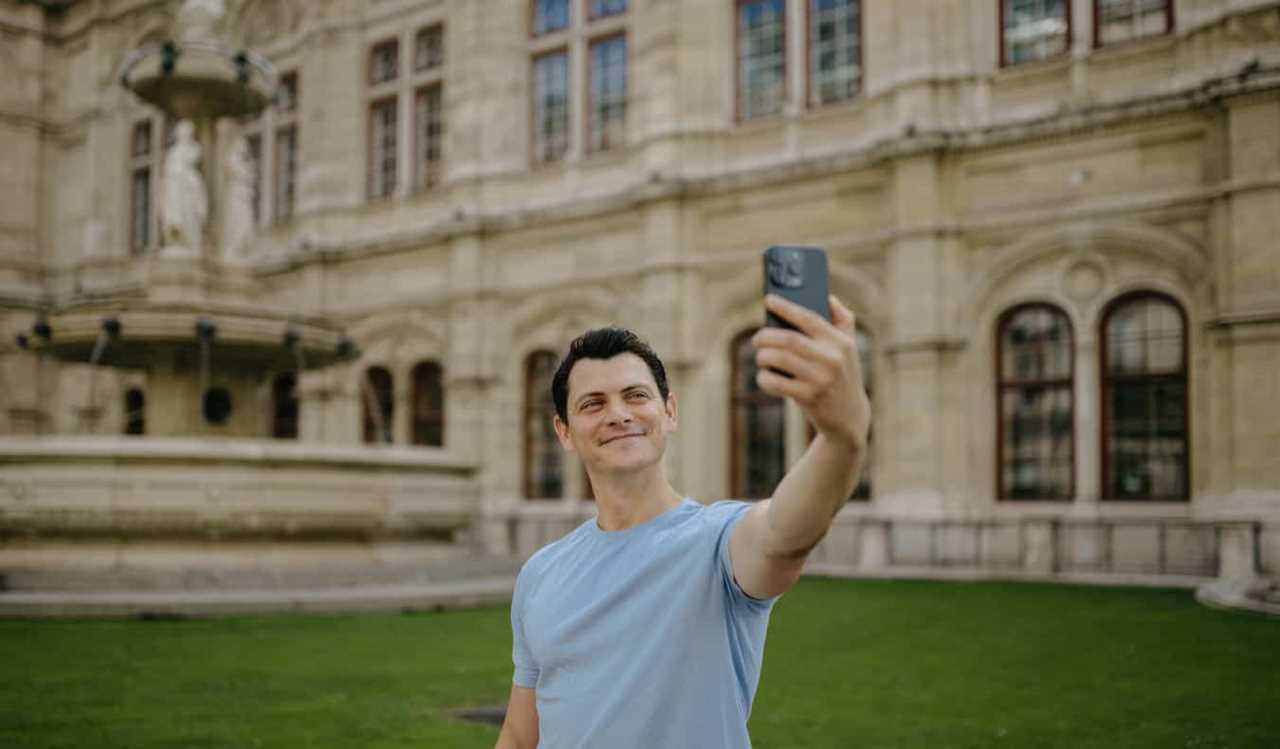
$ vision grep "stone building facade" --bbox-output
[2,0,1279,594]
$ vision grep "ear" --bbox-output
[664,391,678,432]
[553,413,576,452]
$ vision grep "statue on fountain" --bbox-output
[176,0,226,45]
[222,135,255,260]
[161,120,208,254]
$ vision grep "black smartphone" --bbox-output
[764,245,830,332]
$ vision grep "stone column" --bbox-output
[880,153,948,514]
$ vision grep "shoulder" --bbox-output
[693,498,753,527]
[515,517,593,587]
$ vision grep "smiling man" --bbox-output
[494,295,870,749]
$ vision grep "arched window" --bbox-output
[271,373,298,439]
[1101,292,1188,500]
[411,361,444,447]
[730,328,785,500]
[524,350,563,500]
[123,388,145,435]
[997,304,1074,500]
[362,366,394,444]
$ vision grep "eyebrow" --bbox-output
[574,384,653,408]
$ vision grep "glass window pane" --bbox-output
[273,125,296,222]
[369,40,399,85]
[533,0,569,35]
[414,25,444,71]
[738,0,787,120]
[533,51,570,163]
[1003,0,1068,64]
[1096,0,1171,46]
[368,99,398,199]
[414,85,444,190]
[810,0,861,106]
[732,330,785,499]
[131,121,152,157]
[130,169,151,255]
[363,367,394,444]
[272,374,298,439]
[1000,384,1073,499]
[589,0,627,19]
[413,361,444,447]
[526,352,563,499]
[588,36,627,152]
[1102,295,1188,500]
[276,72,297,113]
[1000,306,1072,382]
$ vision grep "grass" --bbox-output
[2,578,1277,748]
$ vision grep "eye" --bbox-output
[626,391,648,401]
[581,400,602,411]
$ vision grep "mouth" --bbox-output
[600,433,644,446]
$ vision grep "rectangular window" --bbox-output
[587,35,627,153]
[532,50,570,164]
[273,125,296,221]
[413,85,444,190]
[368,98,398,199]
[809,0,861,106]
[588,0,627,19]
[1002,0,1070,66]
[130,169,151,255]
[737,0,787,120]
[533,0,570,35]
[1095,0,1171,46]
[245,133,262,224]
[369,39,399,85]
[129,120,153,255]
[276,71,298,113]
[131,121,152,158]
[415,24,444,71]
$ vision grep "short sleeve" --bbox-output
[713,500,781,611]
[511,568,540,688]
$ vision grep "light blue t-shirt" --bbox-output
[510,498,779,748]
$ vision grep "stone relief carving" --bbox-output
[222,135,255,259]
[161,120,208,253]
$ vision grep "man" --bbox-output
[495,294,870,748]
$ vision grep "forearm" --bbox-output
[764,433,865,557]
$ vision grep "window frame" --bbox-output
[530,46,572,166]
[994,302,1076,502]
[411,360,445,447]
[998,0,1074,68]
[366,95,400,201]
[362,365,395,445]
[729,327,787,500]
[1098,290,1190,502]
[523,350,564,500]
[1091,0,1173,49]
[734,0,790,122]
[585,31,628,154]
[803,0,864,108]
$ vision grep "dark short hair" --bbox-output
[551,327,670,423]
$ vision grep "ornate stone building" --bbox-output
[1,0,1278,609]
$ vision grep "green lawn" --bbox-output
[3,578,1277,748]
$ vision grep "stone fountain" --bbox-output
[0,2,504,616]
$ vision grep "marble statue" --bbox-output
[176,0,226,44]
[222,136,255,259]
[161,120,207,253]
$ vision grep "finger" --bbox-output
[829,295,856,336]
[765,294,832,339]
[756,368,815,402]
[752,326,828,359]
[755,346,828,385]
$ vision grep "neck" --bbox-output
[588,466,683,532]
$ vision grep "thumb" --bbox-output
[829,295,855,334]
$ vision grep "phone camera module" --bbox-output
[768,253,805,289]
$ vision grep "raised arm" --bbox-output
[494,685,539,749]
[729,294,871,600]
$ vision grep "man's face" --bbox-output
[553,352,678,477]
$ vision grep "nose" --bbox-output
[604,398,632,425]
